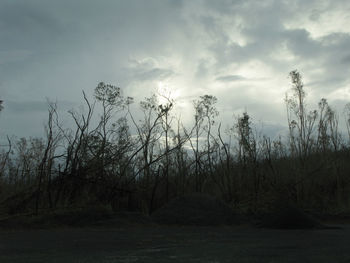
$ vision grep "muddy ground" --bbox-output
[1,224,350,263]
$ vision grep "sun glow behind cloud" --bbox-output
[157,81,181,106]
[1,0,350,139]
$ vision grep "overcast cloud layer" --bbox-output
[1,0,350,139]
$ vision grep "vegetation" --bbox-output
[1,71,350,222]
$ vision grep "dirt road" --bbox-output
[1,225,349,262]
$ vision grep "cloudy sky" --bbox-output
[1,0,350,140]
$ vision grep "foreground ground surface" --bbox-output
[1,224,349,263]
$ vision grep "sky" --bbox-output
[1,0,350,141]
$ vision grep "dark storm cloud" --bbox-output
[0,1,63,50]
[0,0,185,99]
[126,59,174,82]
[133,68,174,81]
[202,0,350,96]
[1,0,350,139]
[210,18,322,65]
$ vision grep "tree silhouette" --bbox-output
[1,71,350,219]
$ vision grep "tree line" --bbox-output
[1,70,350,216]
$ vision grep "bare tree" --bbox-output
[35,102,62,214]
[93,82,126,181]
[0,136,12,179]
[200,95,219,177]
[344,103,350,145]
[316,98,330,152]
[285,70,317,162]
[59,91,95,205]
[189,95,218,192]
[191,98,205,192]
[158,98,174,202]
[128,94,164,212]
[234,112,261,211]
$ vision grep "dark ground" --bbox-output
[1,224,350,263]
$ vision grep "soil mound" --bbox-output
[151,194,237,226]
[257,204,322,229]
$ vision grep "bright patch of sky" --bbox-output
[1,0,350,141]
